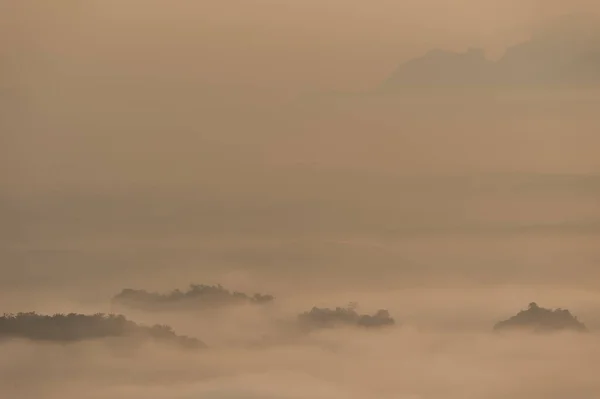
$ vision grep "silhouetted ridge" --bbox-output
[297,303,395,330]
[381,14,600,89]
[493,302,587,333]
[0,312,205,348]
[112,284,274,312]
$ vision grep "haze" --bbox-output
[2,1,600,398]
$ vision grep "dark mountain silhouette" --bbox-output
[381,14,600,89]
[493,302,587,333]
[111,284,274,312]
[0,312,205,348]
[297,303,395,330]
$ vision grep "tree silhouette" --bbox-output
[297,304,395,330]
[494,303,587,333]
[0,312,206,348]
[111,284,274,312]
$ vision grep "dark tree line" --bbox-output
[494,302,588,333]
[0,312,205,348]
[297,304,395,330]
[111,284,274,312]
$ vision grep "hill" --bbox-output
[297,304,395,330]
[494,302,587,333]
[111,284,274,312]
[0,312,205,348]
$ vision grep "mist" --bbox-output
[2,0,600,398]
[3,288,600,399]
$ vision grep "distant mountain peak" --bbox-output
[381,14,600,90]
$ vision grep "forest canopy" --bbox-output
[0,312,205,349]
[493,302,588,333]
[112,284,274,312]
[297,304,395,330]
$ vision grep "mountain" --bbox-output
[493,302,587,333]
[381,14,600,89]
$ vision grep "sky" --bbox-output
[2,0,600,279]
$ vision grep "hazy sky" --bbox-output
[1,2,600,267]
[4,0,600,91]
